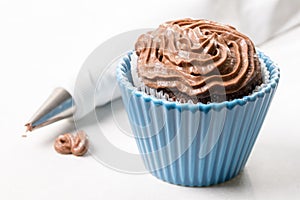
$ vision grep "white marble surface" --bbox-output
[1,1,300,200]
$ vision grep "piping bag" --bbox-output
[24,1,299,132]
[25,29,152,132]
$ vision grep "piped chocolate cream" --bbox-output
[54,131,88,156]
[135,19,262,103]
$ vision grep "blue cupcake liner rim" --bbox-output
[116,50,280,112]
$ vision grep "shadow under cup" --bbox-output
[116,50,280,186]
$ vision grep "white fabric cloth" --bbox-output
[65,0,300,119]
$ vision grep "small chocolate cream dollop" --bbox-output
[54,131,88,156]
[135,19,262,103]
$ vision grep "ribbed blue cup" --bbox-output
[116,51,280,186]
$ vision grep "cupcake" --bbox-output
[116,19,280,186]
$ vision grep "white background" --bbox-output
[0,0,300,199]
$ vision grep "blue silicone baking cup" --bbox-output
[116,50,280,186]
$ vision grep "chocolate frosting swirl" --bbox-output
[54,131,88,156]
[135,19,262,103]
